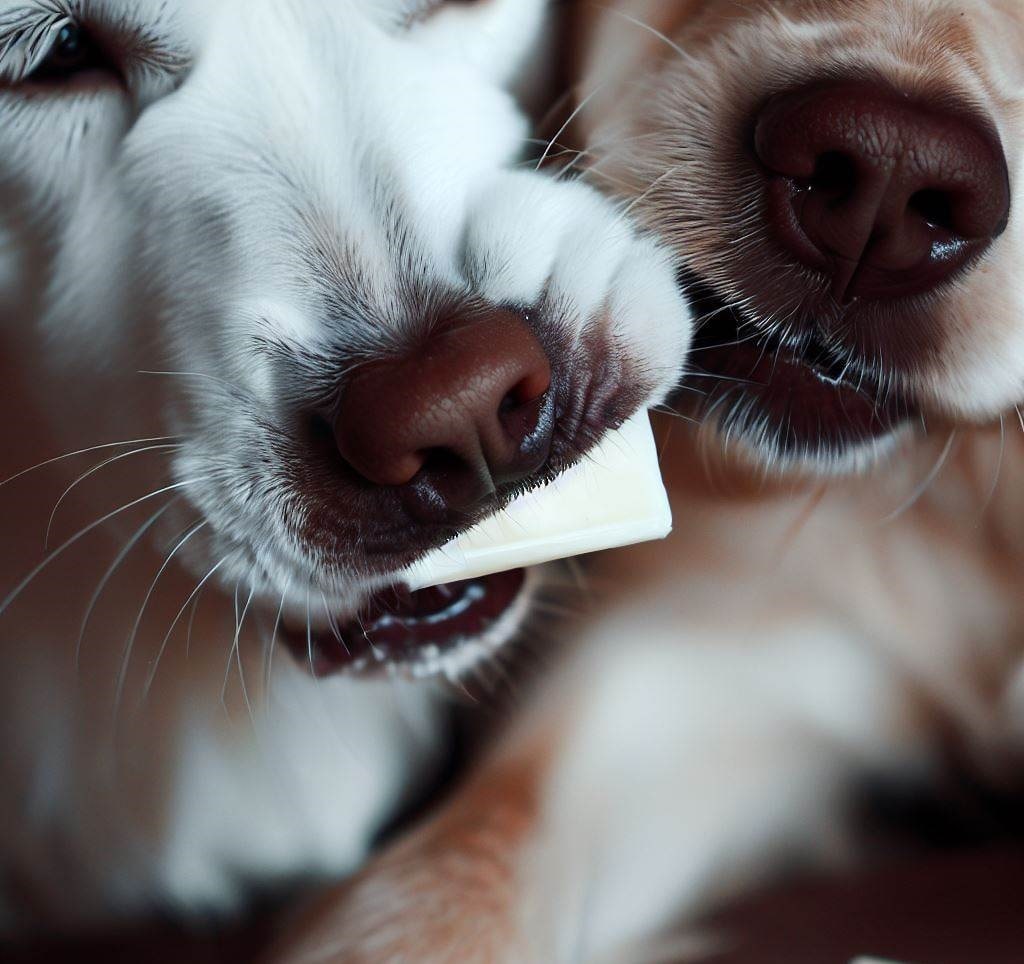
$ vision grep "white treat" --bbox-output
[402,410,671,591]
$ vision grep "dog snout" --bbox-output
[334,309,554,521]
[754,81,1011,303]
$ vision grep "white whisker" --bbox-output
[320,589,351,658]
[138,369,248,397]
[184,582,204,659]
[535,80,608,172]
[0,436,179,493]
[141,555,229,702]
[0,478,205,623]
[306,587,315,677]
[45,443,182,549]
[76,498,180,673]
[234,583,258,726]
[263,581,291,701]
[607,7,688,60]
[220,582,243,710]
[114,518,209,716]
[882,431,956,523]
[979,414,1006,521]
[623,164,682,217]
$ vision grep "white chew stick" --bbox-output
[402,411,671,591]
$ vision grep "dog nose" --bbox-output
[335,309,553,519]
[754,81,1011,302]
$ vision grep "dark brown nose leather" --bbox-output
[335,309,553,519]
[755,81,1011,302]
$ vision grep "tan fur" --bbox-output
[264,733,556,964]
[571,0,1024,420]
[268,430,1024,963]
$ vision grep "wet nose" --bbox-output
[334,309,553,520]
[754,81,1011,302]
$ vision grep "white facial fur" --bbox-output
[0,0,692,931]
[0,0,691,635]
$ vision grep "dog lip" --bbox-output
[280,568,527,678]
[679,271,917,456]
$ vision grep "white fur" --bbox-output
[0,0,691,931]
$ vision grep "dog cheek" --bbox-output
[460,172,571,304]
[461,171,639,316]
[919,223,1024,420]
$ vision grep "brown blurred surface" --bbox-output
[701,847,1024,964]
[0,917,275,964]
[1,847,1021,963]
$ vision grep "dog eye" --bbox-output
[27,22,113,83]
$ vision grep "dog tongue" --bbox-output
[402,411,672,591]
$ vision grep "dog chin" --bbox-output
[678,273,921,476]
[694,369,918,478]
[711,417,914,478]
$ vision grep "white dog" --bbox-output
[0,0,690,935]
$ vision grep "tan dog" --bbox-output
[267,2,1024,961]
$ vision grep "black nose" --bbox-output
[334,309,553,521]
[754,81,1011,302]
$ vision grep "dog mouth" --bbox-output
[281,568,528,679]
[680,273,918,460]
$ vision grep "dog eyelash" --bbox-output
[0,4,124,88]
[0,4,71,84]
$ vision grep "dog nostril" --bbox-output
[498,390,519,417]
[809,151,858,201]
[414,448,463,490]
[499,371,550,436]
[907,189,955,231]
[504,370,550,409]
[499,389,549,454]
